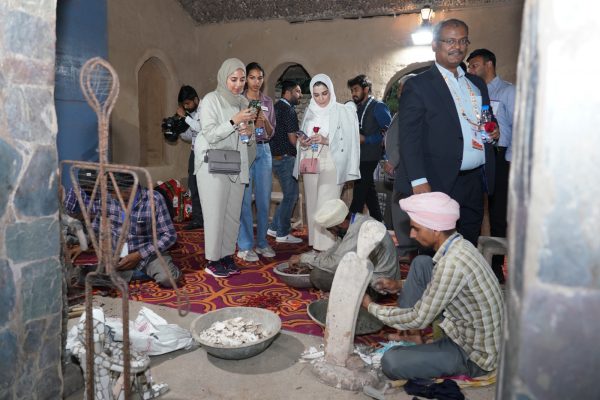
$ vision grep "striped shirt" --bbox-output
[368,233,503,371]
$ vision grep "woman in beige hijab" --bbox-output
[293,73,361,251]
[195,58,255,278]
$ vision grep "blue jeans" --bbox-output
[238,143,273,250]
[269,155,299,237]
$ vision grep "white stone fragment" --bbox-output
[198,318,270,347]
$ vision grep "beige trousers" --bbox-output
[196,165,245,261]
[303,159,343,251]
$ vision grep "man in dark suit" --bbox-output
[393,18,499,246]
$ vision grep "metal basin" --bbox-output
[273,263,313,289]
[190,307,281,360]
[307,299,384,335]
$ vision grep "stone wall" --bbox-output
[0,1,63,399]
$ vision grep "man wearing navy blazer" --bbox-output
[393,19,499,246]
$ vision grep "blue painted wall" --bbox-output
[55,0,108,187]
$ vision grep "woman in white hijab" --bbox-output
[293,74,360,251]
[195,58,255,278]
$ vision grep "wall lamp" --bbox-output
[411,5,434,46]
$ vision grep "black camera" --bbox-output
[162,115,189,142]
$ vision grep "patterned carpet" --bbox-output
[73,224,409,345]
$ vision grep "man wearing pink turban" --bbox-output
[362,192,503,380]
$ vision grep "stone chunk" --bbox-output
[0,330,18,392]
[4,10,54,60]
[0,259,16,326]
[0,138,23,217]
[20,259,61,321]
[14,145,58,217]
[6,218,59,264]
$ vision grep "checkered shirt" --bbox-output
[64,188,99,218]
[84,188,177,269]
[368,233,504,371]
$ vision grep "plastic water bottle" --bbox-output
[239,122,249,144]
[480,105,495,143]
[311,126,320,152]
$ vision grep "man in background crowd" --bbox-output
[267,80,304,244]
[468,48,516,283]
[347,74,392,222]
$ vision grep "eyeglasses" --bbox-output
[438,38,470,47]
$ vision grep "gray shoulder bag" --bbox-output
[204,126,241,174]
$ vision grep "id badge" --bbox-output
[261,105,269,112]
[471,138,484,151]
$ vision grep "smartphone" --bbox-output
[248,100,261,114]
[296,130,309,139]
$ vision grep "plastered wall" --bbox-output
[108,0,523,182]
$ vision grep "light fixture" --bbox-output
[412,5,434,46]
[420,5,433,23]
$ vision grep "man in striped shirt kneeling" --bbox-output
[362,192,503,380]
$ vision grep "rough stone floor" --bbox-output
[66,297,496,400]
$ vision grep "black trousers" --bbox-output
[350,160,382,221]
[188,150,203,224]
[391,190,418,257]
[489,147,509,239]
[449,167,485,247]
[489,147,509,275]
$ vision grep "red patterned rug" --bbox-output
[73,224,411,346]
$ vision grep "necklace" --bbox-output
[442,74,480,129]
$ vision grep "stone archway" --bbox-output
[269,62,312,123]
[383,61,433,115]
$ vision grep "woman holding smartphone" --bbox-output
[293,73,361,251]
[195,58,255,278]
[236,62,277,262]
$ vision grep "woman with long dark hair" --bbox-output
[236,62,277,262]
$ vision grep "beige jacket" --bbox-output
[194,91,253,184]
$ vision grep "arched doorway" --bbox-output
[383,61,433,115]
[272,63,312,123]
[138,56,169,166]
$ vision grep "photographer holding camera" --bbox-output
[174,85,204,230]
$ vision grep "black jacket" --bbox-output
[393,65,496,195]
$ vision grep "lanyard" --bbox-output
[442,75,481,129]
[359,97,375,129]
[280,98,291,107]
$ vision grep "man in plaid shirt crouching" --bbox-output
[65,171,182,288]
[362,192,503,380]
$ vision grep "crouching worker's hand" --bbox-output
[288,254,301,267]
[373,277,403,294]
[361,293,373,309]
[118,252,142,271]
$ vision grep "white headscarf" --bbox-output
[216,58,249,109]
[308,73,337,116]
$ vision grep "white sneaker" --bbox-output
[255,245,276,258]
[267,229,277,238]
[276,234,303,244]
[237,249,259,262]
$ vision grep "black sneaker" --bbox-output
[221,256,241,275]
[205,261,230,278]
